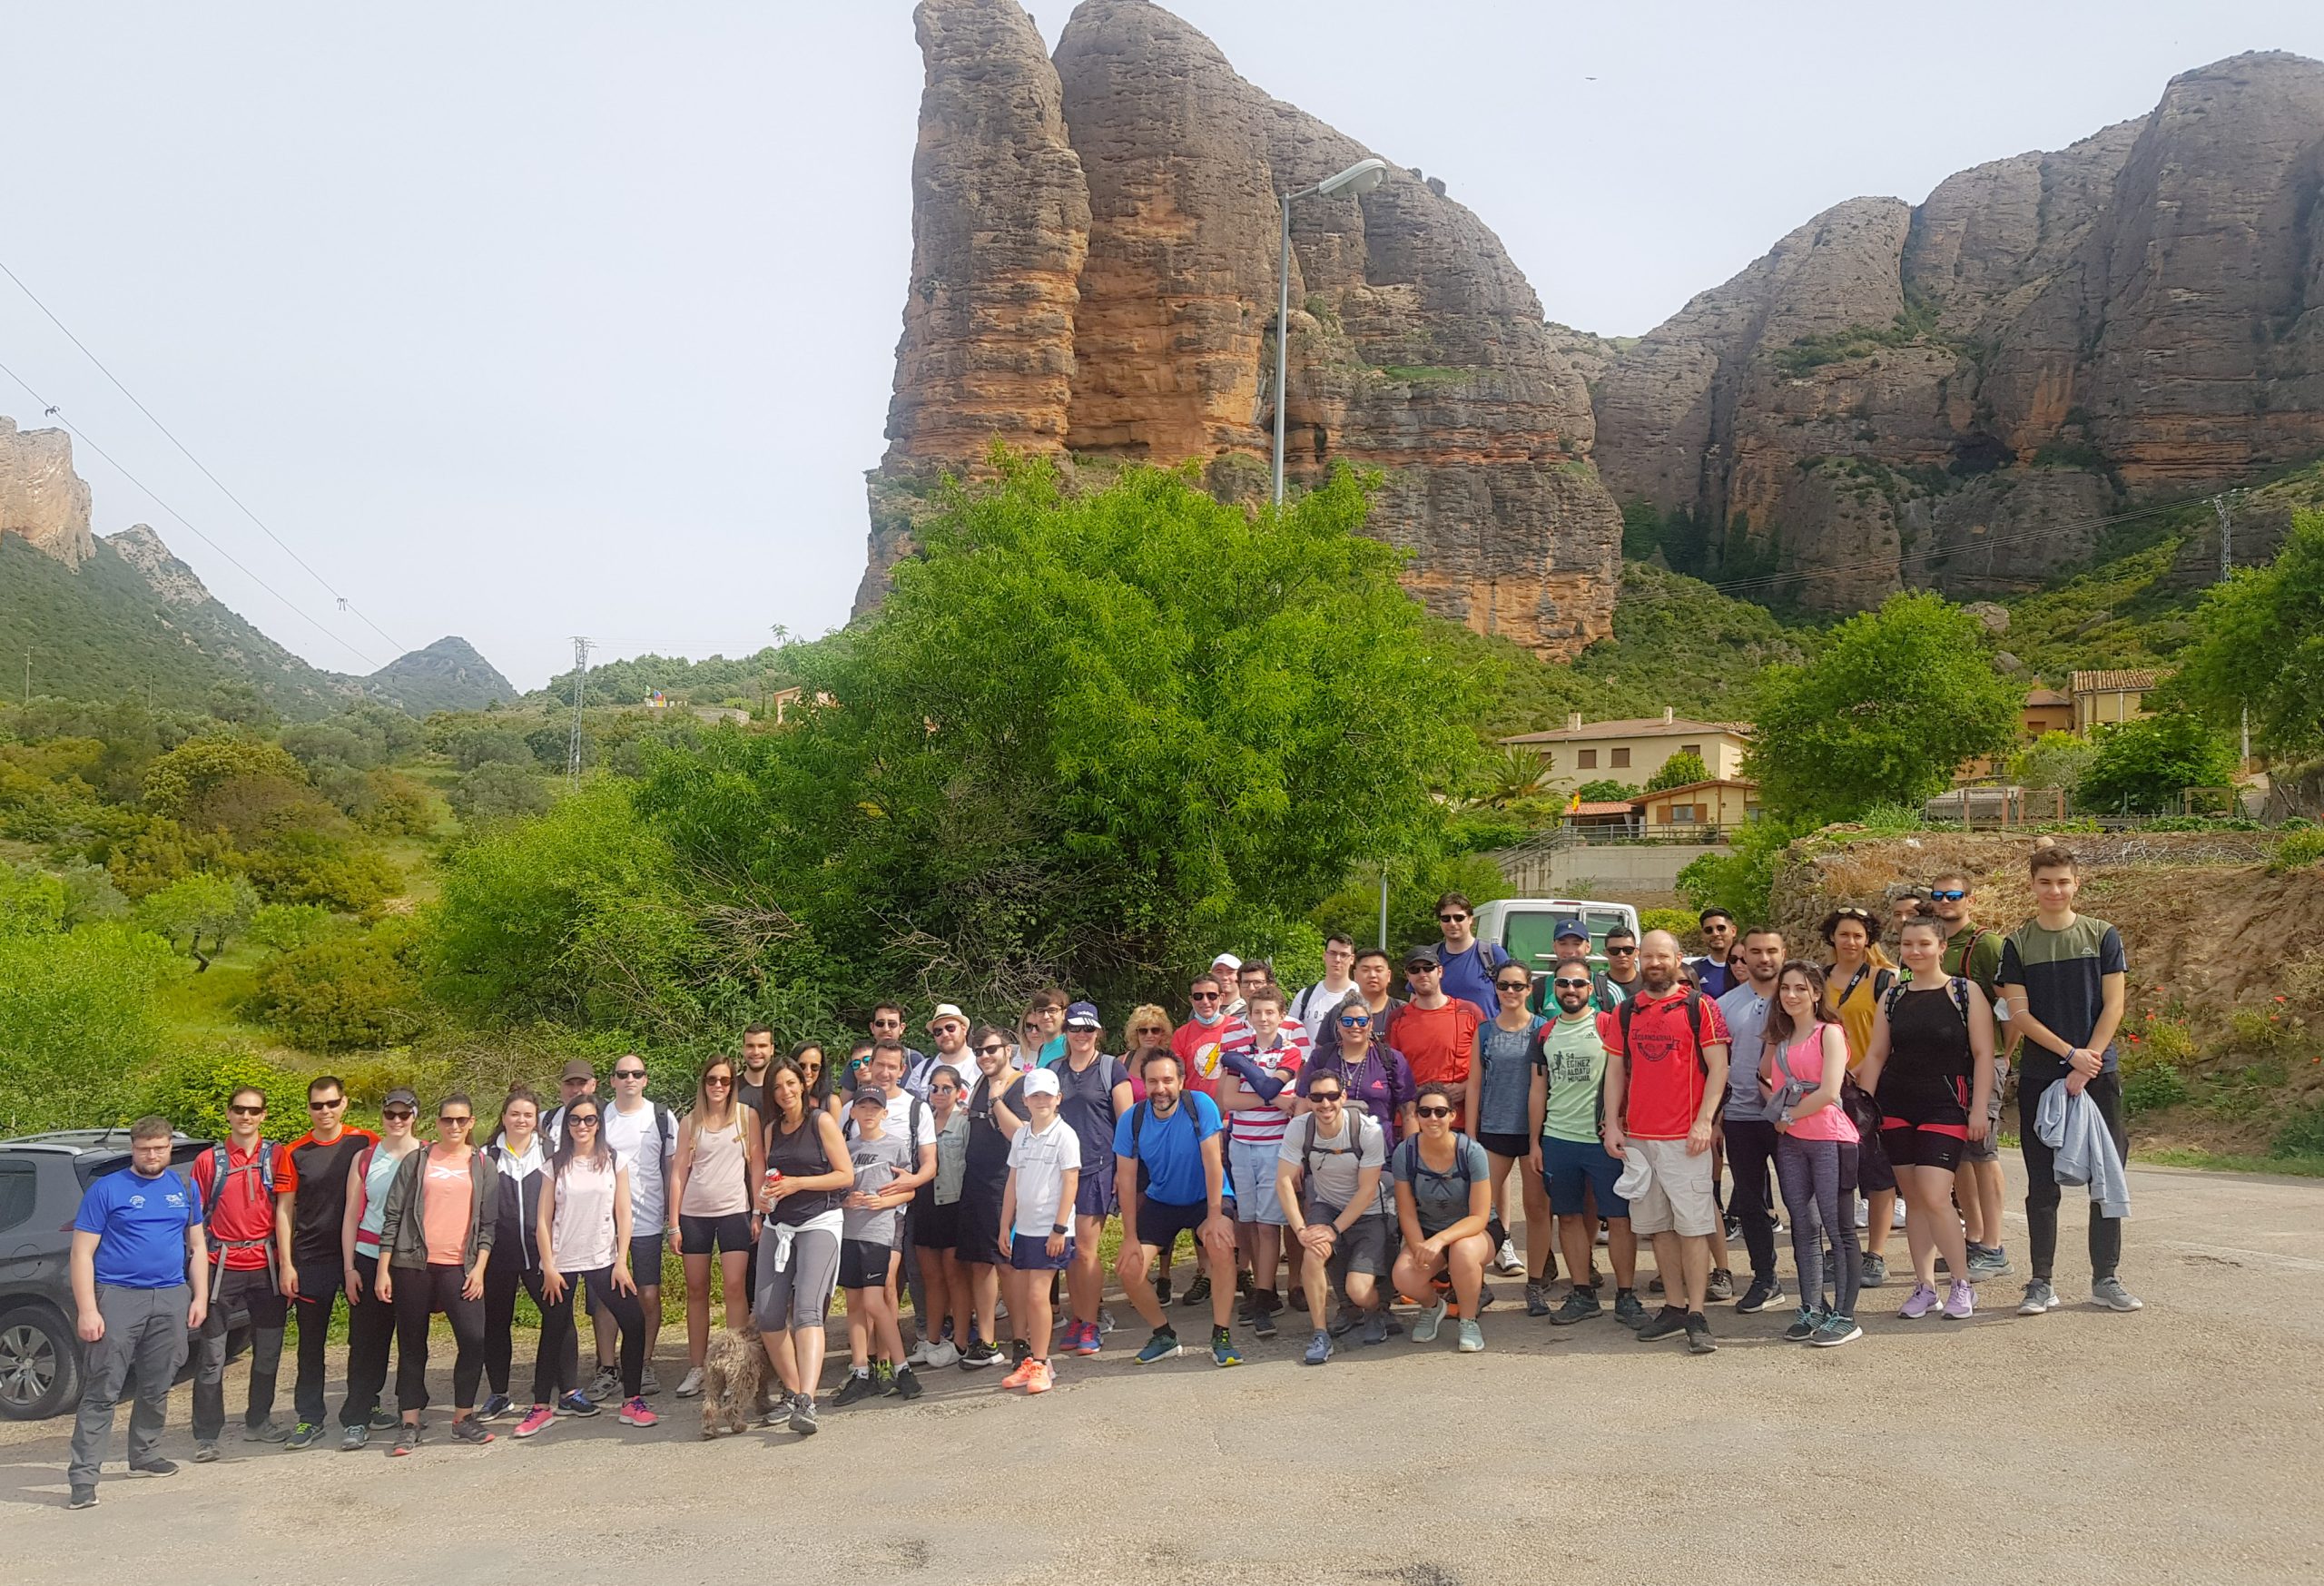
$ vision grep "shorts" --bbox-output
[1129,1197,1209,1256]
[837,1237,896,1290]
[1475,1129,1532,1161]
[913,1197,961,1251]
[1309,1204,1393,1279]
[1074,1170,1118,1221]
[957,1181,1009,1268]
[1963,1059,2007,1161]
[753,1224,839,1333]
[1009,1232,1076,1272]
[1880,1122,1967,1174]
[627,1233,665,1276]
[678,1211,754,1256]
[1227,1138,1287,1226]
[1541,1135,1628,1219]
[1854,1127,1897,1195]
[1623,1138,1718,1238]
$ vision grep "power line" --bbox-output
[0,354,383,671]
[0,255,409,656]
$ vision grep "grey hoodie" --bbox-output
[2034,1079,2131,1220]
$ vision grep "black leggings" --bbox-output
[1722,1117,1781,1282]
[539,1267,646,1400]
[2020,1062,2126,1284]
[392,1262,487,1414]
[482,1259,575,1404]
[340,1252,397,1429]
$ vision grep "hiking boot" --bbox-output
[1210,1330,1243,1368]
[1783,1305,1824,1343]
[1635,1305,1688,1343]
[618,1396,657,1427]
[556,1390,600,1417]
[2090,1276,2144,1312]
[1859,1253,1888,1289]
[1179,1274,1210,1308]
[449,1415,492,1444]
[1135,1330,1184,1364]
[475,1394,513,1423]
[1706,1268,1735,1303]
[675,1365,705,1398]
[1736,1275,1785,1314]
[1551,1288,1602,1326]
[1898,1283,1940,1320]
[1944,1280,1976,1320]
[1361,1309,1390,1346]
[389,1426,419,1457]
[1612,1290,1649,1330]
[284,1421,325,1451]
[833,1371,879,1406]
[1413,1296,1449,1344]
[1683,1311,1717,1354]
[66,1484,98,1510]
[789,1394,819,1435]
[514,1405,555,1439]
[1524,1280,1551,1317]
[2017,1278,2060,1315]
[1809,1313,1863,1347]
[1456,1319,1485,1354]
[192,1441,221,1463]
[128,1455,179,1476]
[339,1423,369,1453]
[890,1366,924,1400]
[1303,1329,1332,1366]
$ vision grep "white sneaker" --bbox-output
[589,1365,620,1402]
[1891,1200,1908,1232]
[922,1341,960,1369]
[906,1340,933,1368]
[1492,1239,1524,1276]
[674,1365,704,1399]
[1854,1199,1869,1231]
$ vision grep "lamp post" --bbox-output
[1274,157,1389,507]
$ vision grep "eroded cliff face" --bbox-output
[1594,51,2324,611]
[862,0,1620,657]
[0,417,94,567]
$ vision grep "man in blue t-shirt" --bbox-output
[1433,891,1511,1012]
[65,1117,210,1509]
[1110,1049,1240,1367]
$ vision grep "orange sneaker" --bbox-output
[1025,1360,1054,1394]
[1000,1355,1037,1390]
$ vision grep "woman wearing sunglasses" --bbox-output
[756,1058,854,1434]
[1297,995,1420,1146]
[527,1098,655,1433]
[907,1065,973,1369]
[1389,1083,1494,1352]
[374,1093,501,1454]
[337,1087,423,1450]
[670,1057,766,1399]
[1467,964,1555,1309]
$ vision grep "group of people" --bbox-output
[64,851,2136,1508]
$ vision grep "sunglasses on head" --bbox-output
[1929,889,1968,901]
[1415,1104,1453,1118]
[1438,912,1469,923]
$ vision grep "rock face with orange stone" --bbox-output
[0,417,94,568]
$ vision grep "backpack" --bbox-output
[1127,1095,1206,1195]
[202,1141,279,1266]
[1392,1132,1477,1213]
[1883,975,1973,1025]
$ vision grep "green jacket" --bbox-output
[377,1146,500,1273]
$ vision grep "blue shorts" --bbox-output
[1541,1136,1628,1219]
[1009,1233,1076,1272]
[1074,1171,1118,1221]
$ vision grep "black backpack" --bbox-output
[1884,975,1973,1024]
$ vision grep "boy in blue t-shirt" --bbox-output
[1108,1049,1240,1367]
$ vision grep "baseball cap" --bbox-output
[1063,1000,1101,1029]
[1020,1069,1061,1098]
[849,1088,888,1110]
[1554,919,1589,942]
[558,1058,595,1081]
[1209,951,1243,973]
[1403,943,1442,970]
[382,1088,419,1109]
[927,1003,968,1031]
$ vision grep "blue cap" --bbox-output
[1063,1001,1102,1029]
[1554,919,1589,941]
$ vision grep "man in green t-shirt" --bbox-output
[1928,871,2012,1280]
[1526,968,1641,1329]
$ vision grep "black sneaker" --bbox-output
[128,1456,179,1477]
[1612,1289,1648,1329]
[1551,1287,1601,1325]
[67,1484,98,1510]
[1648,1276,1665,1295]
[1156,1272,1173,1306]
[1706,1269,1735,1302]
[1251,1294,1278,1340]
[1525,1280,1551,1317]
[1736,1276,1786,1314]
[960,1339,998,1370]
[889,1366,923,1401]
[1328,1303,1362,1338]
[1684,1311,1718,1354]
[789,1394,819,1435]
[449,1416,492,1445]
[1636,1305,1688,1342]
[832,1371,878,1407]
[369,1407,399,1432]
[1180,1274,1211,1308]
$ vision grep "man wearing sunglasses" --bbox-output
[1387,945,1483,1128]
[1930,873,2012,1281]
[189,1085,296,1458]
[1529,966,1643,1328]
[1171,972,1234,1104]
[589,1058,675,1401]
[1689,909,1742,1000]
[1433,892,1513,1011]
[1276,1074,1393,1362]
[279,1074,377,1450]
[1713,929,1792,1317]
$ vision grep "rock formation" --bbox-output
[1593,51,2324,610]
[862,0,1621,657]
[0,417,95,567]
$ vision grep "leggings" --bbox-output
[340,1252,397,1428]
[1775,1134,1861,1319]
[1721,1117,1782,1282]
[539,1267,646,1400]
[2020,1062,2126,1284]
[392,1262,487,1413]
[753,1225,841,1334]
[482,1258,575,1404]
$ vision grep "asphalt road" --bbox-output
[5,1161,2319,1585]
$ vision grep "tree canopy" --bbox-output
[2168,508,2324,763]
[2073,711,2240,814]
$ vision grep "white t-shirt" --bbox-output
[847,1087,938,1151]
[1290,980,1356,1029]
[601,1101,673,1227]
[1005,1117,1081,1236]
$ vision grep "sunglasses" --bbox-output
[439,1115,473,1127]
[382,1108,417,1121]
[1309,1090,1344,1103]
[1495,980,1529,991]
[1405,963,1439,974]
[1929,889,1968,901]
[1438,912,1469,923]
[229,1104,266,1117]
[1416,1105,1453,1118]
[704,1075,733,1086]
[978,1043,1011,1057]
[615,1069,646,1079]
[566,1114,600,1128]
[1337,1013,1371,1027]
[1552,978,1592,990]
[1188,991,1221,1002]
[1606,944,1637,953]
[309,1098,345,1110]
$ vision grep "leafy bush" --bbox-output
[133,872,259,970]
[1644,752,1709,793]
[2074,711,2240,815]
[251,926,426,1050]
[448,761,554,827]
[0,923,180,1132]
[132,1048,296,1140]
[2008,730,2098,793]
[2269,828,2324,875]
[2123,1064,2188,1117]
[1575,779,1640,803]
[1637,907,1701,950]
[1855,802,1929,835]
[141,735,307,820]
[1677,818,1804,922]
[247,901,348,954]
[2273,1101,2324,1159]
[241,831,399,911]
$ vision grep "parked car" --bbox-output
[1473,897,1640,977]
[0,1130,211,1420]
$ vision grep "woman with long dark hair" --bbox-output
[531,1097,655,1433]
[791,1039,841,1118]
[907,1064,971,1369]
[669,1055,765,1399]
[1761,961,1862,1346]
[754,1058,854,1434]
[374,1092,500,1454]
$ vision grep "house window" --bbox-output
[1541,751,1553,771]
[1680,744,1700,757]
[1578,749,1597,770]
[1669,803,1696,824]
[1610,748,1630,769]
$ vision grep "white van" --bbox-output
[1473,898,1640,975]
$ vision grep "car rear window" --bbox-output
[0,1160,34,1233]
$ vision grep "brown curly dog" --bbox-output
[698,1320,776,1438]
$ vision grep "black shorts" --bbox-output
[628,1233,665,1275]
[1475,1129,1532,1161]
[1128,1197,1209,1256]
[837,1238,896,1290]
[679,1211,754,1256]
[1855,1128,1897,1195]
[957,1184,1009,1268]
[913,1197,961,1251]
[1880,1122,1967,1174]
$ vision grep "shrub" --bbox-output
[132,1048,296,1141]
[2273,1102,2324,1159]
[250,928,426,1049]
[241,831,399,911]
[448,761,556,828]
[0,923,180,1132]
[1575,779,1640,803]
[247,902,348,954]
[1677,818,1804,922]
[1643,752,1709,793]
[2122,1064,2188,1116]
[2269,828,2324,874]
[1637,907,1701,951]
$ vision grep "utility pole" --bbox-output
[2212,493,2250,763]
[566,635,594,783]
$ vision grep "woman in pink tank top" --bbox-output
[1760,962,1864,1349]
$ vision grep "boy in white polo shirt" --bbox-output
[999,1069,1080,1395]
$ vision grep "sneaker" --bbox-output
[1613,1290,1649,1330]
[449,1415,492,1445]
[1897,1283,1939,1319]
[1736,1276,1785,1314]
[619,1396,657,1427]
[1648,1276,1664,1295]
[1636,1305,1687,1343]
[1595,1219,1610,1246]
[1706,1268,1735,1303]
[873,1359,896,1393]
[1250,1303,1278,1341]
[128,1455,179,1476]
[1413,1296,1449,1344]
[761,1393,793,1427]
[1098,1307,1119,1335]
[1809,1313,1863,1347]
[1180,1274,1211,1308]
[556,1390,600,1417]
[923,1340,960,1369]
[339,1423,369,1452]
[67,1484,98,1510]
[1456,1318,1485,1354]
[1303,1329,1332,1365]
[1008,1340,1032,1372]
[1328,1303,1362,1338]
[244,1419,290,1443]
[1492,1238,1524,1276]
[1000,1355,1037,1390]
[284,1421,325,1451]
[639,1364,662,1396]
[1025,1360,1055,1394]
[389,1426,419,1457]
[1155,1272,1173,1306]
[2017,1278,2060,1315]
[960,1339,999,1370]
[1551,1288,1602,1326]
[1782,1305,1824,1343]
[906,1339,933,1368]
[1524,1280,1550,1317]
[675,1365,704,1399]
[589,1366,620,1402]
[834,1371,879,1406]
[1860,1253,1888,1289]
[1723,1213,1743,1242]
[1683,1312,1718,1354]
[890,1366,924,1400]
[514,1405,556,1439]
[1361,1310,1390,1346]
[789,1395,819,1435]
[1892,1199,1908,1231]
[369,1408,399,1432]
[1210,1331,1243,1368]
[192,1441,221,1463]
[1135,1330,1184,1364]
[1968,1244,2011,1280]
[1854,1198,1870,1230]
[2090,1276,2144,1312]
[1944,1279,1975,1319]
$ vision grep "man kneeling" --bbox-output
[1275,1077,1393,1364]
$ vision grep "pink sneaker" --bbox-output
[1897,1283,1939,1319]
[618,1396,658,1427]
[1943,1279,1975,1319]
[1070,1322,1102,1356]
[513,1404,555,1439]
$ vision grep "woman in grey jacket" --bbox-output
[375,1092,501,1455]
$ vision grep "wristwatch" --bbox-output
[1050,1223,1067,1236]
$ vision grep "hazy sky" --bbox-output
[5,2,2319,687]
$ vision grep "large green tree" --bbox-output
[2073,711,2240,814]
[2168,508,2324,761]
[1743,592,2021,824]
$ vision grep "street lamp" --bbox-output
[1273,156,1389,507]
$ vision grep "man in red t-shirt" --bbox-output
[1172,971,1237,1101]
[188,1084,295,1455]
[1387,946,1484,1127]
[1602,931,1730,1354]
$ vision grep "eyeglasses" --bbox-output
[1552,978,1592,991]
[615,1069,646,1079]
[566,1114,599,1128]
[1929,889,1968,901]
[1438,912,1469,923]
[229,1104,265,1117]
[1309,1090,1344,1104]
[308,1098,344,1110]
[1415,1105,1453,1118]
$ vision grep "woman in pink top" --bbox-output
[1759,961,1863,1348]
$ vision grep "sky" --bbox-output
[5,1,2320,688]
